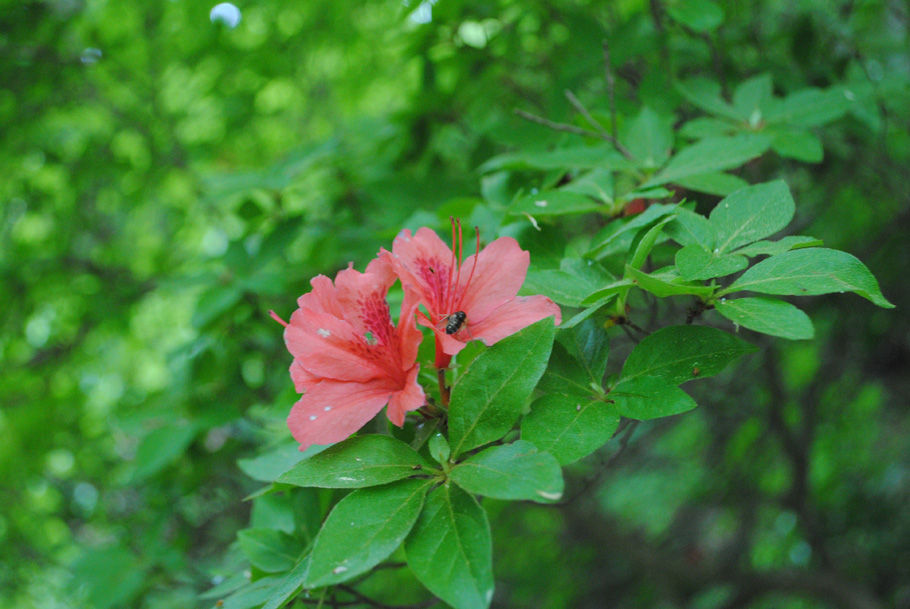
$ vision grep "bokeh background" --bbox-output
[1,1,908,608]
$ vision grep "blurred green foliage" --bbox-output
[1,0,907,608]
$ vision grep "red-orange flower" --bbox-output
[272,257,425,451]
[381,220,561,367]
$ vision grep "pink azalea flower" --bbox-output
[271,257,425,451]
[381,219,561,368]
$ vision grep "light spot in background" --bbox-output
[210,2,241,28]
[200,227,228,256]
[408,0,436,24]
[80,47,102,65]
[73,482,99,513]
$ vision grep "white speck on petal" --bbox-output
[324,406,332,411]
[536,490,563,501]
[309,415,317,421]
[534,200,548,207]
[317,328,331,337]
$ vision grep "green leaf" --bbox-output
[567,317,611,383]
[278,435,434,488]
[221,576,285,609]
[522,393,620,465]
[448,318,556,457]
[628,216,675,270]
[732,74,773,122]
[449,440,564,502]
[667,207,716,249]
[304,478,431,588]
[261,556,311,609]
[722,248,894,308]
[480,144,628,172]
[130,422,197,482]
[764,87,854,127]
[428,432,451,465]
[621,325,756,385]
[510,190,602,217]
[238,441,322,483]
[675,244,748,280]
[715,297,815,340]
[674,171,749,196]
[522,269,598,307]
[237,528,300,573]
[642,134,772,188]
[675,77,740,120]
[666,0,724,32]
[710,180,795,253]
[69,545,145,609]
[561,168,614,204]
[621,107,673,168]
[770,128,823,163]
[679,117,737,139]
[405,484,493,609]
[733,236,823,257]
[625,265,716,298]
[587,203,678,259]
[192,285,243,328]
[580,279,634,305]
[611,376,697,420]
[538,342,599,397]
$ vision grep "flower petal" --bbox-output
[385,227,455,312]
[466,295,561,347]
[385,366,425,426]
[287,378,395,451]
[285,308,385,382]
[457,237,530,322]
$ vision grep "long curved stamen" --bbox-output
[451,219,464,312]
[455,227,481,312]
[446,217,457,312]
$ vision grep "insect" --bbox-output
[443,310,467,335]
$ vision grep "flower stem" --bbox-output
[437,368,450,407]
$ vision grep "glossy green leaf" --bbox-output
[611,376,697,420]
[522,393,620,465]
[587,203,678,259]
[628,216,675,270]
[723,248,894,308]
[238,441,322,483]
[523,269,598,306]
[580,279,634,305]
[278,435,434,489]
[261,556,311,609]
[221,576,285,609]
[538,342,599,397]
[675,244,748,280]
[449,440,563,502]
[428,432,451,465]
[621,325,756,385]
[448,318,557,457]
[733,236,823,257]
[710,180,795,253]
[625,265,716,298]
[511,190,601,217]
[405,484,493,609]
[237,528,300,573]
[642,134,772,188]
[715,297,815,340]
[667,207,716,249]
[567,317,611,383]
[304,478,431,588]
[679,117,736,139]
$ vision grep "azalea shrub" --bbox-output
[227,123,893,609]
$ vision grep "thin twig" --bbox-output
[601,40,619,144]
[336,585,436,609]
[564,89,634,160]
[513,109,607,140]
